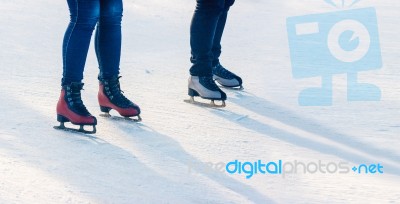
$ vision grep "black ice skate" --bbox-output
[54,82,97,134]
[212,63,243,90]
[185,76,227,107]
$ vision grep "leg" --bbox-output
[208,0,242,89]
[189,0,225,76]
[95,0,141,119]
[95,0,123,79]
[187,0,227,105]
[57,0,98,130]
[62,0,100,85]
[212,0,235,67]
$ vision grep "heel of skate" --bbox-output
[99,106,112,117]
[188,88,200,97]
[57,114,70,123]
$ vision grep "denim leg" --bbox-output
[62,0,100,85]
[95,0,123,79]
[189,0,225,76]
[212,0,235,67]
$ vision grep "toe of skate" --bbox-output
[211,100,226,107]
[125,115,142,122]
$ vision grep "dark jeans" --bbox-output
[62,0,123,85]
[189,0,235,77]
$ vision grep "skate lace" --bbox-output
[200,76,220,91]
[69,88,90,115]
[108,77,132,107]
[214,64,235,79]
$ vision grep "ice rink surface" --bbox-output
[0,0,399,203]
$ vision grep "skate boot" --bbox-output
[186,75,227,107]
[98,76,141,121]
[54,82,97,134]
[212,63,243,90]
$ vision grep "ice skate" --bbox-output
[212,63,243,90]
[54,82,97,134]
[98,76,142,122]
[185,76,227,108]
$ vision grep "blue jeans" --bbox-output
[62,0,123,85]
[189,0,235,77]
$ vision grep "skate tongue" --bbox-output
[70,82,84,90]
[198,76,220,91]
[67,82,91,116]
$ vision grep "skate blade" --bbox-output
[53,124,96,134]
[100,113,142,122]
[184,98,226,108]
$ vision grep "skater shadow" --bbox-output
[0,93,274,203]
[112,121,275,203]
[211,91,400,175]
[53,126,108,145]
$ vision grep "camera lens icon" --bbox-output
[328,20,371,63]
[286,8,383,105]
